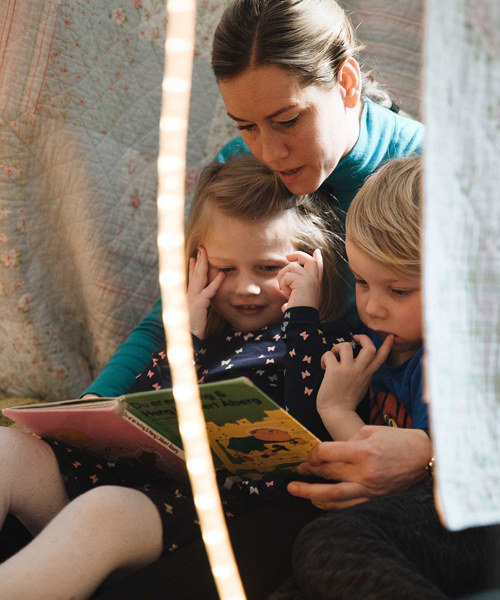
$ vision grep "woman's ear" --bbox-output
[338,58,361,108]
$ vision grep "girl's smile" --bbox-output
[203,207,296,332]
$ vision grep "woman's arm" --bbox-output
[81,297,165,397]
[287,425,433,510]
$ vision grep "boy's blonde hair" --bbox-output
[185,155,347,338]
[345,156,423,278]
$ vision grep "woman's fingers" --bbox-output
[287,480,371,510]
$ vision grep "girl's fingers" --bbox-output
[203,271,225,298]
[312,248,323,281]
[188,249,209,290]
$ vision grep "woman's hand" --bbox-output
[187,247,224,339]
[278,249,323,311]
[287,425,433,510]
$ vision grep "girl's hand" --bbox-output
[277,249,323,311]
[187,247,224,339]
[317,334,394,414]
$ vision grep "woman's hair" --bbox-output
[186,155,347,337]
[345,156,423,278]
[211,0,391,107]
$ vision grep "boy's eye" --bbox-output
[392,289,412,297]
[218,267,235,273]
[261,265,281,272]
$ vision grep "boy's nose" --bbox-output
[365,295,387,318]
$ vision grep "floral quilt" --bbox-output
[0,0,423,401]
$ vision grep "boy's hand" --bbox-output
[317,334,394,413]
[278,249,323,311]
[187,247,224,339]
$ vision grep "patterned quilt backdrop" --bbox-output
[0,0,423,400]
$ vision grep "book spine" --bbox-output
[122,410,186,461]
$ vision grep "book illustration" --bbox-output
[2,377,320,480]
[206,411,318,479]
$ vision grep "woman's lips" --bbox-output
[277,166,303,184]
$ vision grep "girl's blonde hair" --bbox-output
[211,0,391,107]
[346,156,423,278]
[186,155,347,338]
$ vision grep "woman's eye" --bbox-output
[276,116,299,128]
[237,124,255,133]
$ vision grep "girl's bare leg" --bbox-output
[0,428,163,600]
[0,427,70,533]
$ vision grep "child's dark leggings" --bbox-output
[269,478,500,600]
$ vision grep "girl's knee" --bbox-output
[72,486,162,534]
[0,428,53,469]
[70,486,163,563]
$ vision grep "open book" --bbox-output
[2,377,320,481]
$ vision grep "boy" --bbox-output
[316,156,428,441]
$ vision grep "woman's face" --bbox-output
[218,64,361,194]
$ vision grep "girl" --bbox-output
[127,155,352,439]
[0,155,351,600]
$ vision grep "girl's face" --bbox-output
[203,208,295,332]
[346,239,423,367]
[218,63,361,195]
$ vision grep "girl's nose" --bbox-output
[235,275,261,296]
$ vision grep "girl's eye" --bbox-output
[354,278,368,287]
[261,265,281,272]
[392,289,412,297]
[219,267,235,273]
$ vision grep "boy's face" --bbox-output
[346,239,423,366]
[203,208,295,332]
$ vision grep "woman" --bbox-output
[82,1,437,597]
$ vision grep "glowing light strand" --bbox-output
[156,2,246,599]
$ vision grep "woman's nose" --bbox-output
[257,130,289,166]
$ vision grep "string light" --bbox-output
[156,2,246,599]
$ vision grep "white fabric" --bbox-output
[423,0,500,530]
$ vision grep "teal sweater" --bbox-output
[83,99,423,397]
